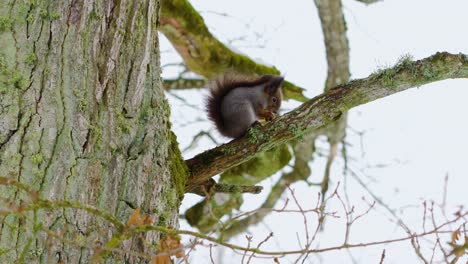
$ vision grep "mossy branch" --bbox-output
[159,0,307,101]
[163,77,206,90]
[212,183,263,194]
[185,52,468,192]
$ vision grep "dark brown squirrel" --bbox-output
[206,73,284,138]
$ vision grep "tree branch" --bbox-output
[163,77,206,90]
[315,0,350,92]
[314,0,350,201]
[159,0,307,101]
[185,52,468,192]
[213,183,263,194]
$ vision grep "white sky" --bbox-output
[161,0,468,263]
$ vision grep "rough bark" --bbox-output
[186,52,468,192]
[0,0,187,263]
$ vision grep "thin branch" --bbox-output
[183,130,220,152]
[212,183,263,194]
[0,177,125,230]
[131,212,467,256]
[242,235,253,264]
[247,232,274,263]
[379,249,386,264]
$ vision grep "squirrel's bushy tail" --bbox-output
[206,73,277,137]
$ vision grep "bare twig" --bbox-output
[209,244,216,264]
[247,232,274,263]
[379,249,386,264]
[183,130,220,152]
[241,235,253,264]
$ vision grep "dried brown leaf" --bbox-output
[127,208,142,227]
[159,228,185,259]
[143,215,153,225]
[152,255,171,264]
[127,208,153,227]
[452,228,461,243]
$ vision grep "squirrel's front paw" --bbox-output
[265,112,275,121]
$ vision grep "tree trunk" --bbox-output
[0,0,186,263]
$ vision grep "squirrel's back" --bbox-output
[206,73,281,138]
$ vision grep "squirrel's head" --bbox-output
[262,75,284,114]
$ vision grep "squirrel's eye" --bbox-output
[272,97,277,103]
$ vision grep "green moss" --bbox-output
[185,193,243,232]
[247,125,262,143]
[25,53,37,66]
[273,122,286,132]
[0,16,12,32]
[422,66,438,80]
[26,14,35,24]
[0,53,6,68]
[396,54,414,66]
[157,210,173,226]
[17,4,30,22]
[369,54,418,89]
[78,100,88,112]
[89,10,100,21]
[87,125,103,152]
[372,65,395,87]
[381,70,394,87]
[191,148,219,174]
[287,124,300,136]
[151,98,159,108]
[163,188,177,209]
[32,168,43,178]
[396,54,418,78]
[461,53,468,63]
[168,130,189,202]
[39,9,48,19]
[30,154,43,165]
[49,11,60,20]
[115,108,131,134]
[221,147,235,155]
[160,0,211,40]
[30,0,39,7]
[9,71,27,89]
[220,144,292,185]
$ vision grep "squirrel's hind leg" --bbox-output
[223,102,257,138]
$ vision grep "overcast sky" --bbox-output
[161,0,468,263]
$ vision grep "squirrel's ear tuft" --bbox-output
[264,76,284,94]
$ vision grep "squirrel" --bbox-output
[206,73,284,138]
